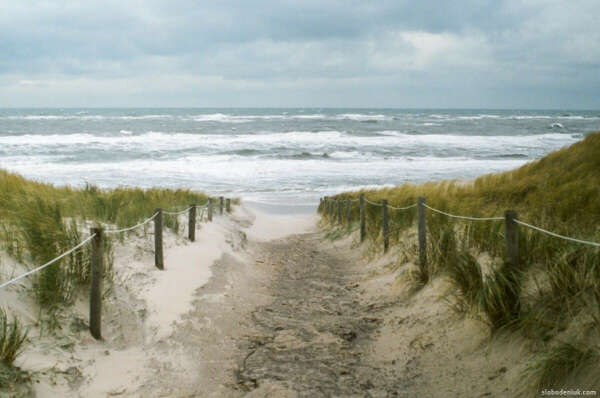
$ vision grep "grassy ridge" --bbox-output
[322,132,600,251]
[0,169,211,379]
[319,132,600,393]
[0,169,209,309]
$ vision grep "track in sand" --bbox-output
[232,232,403,397]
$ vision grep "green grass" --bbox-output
[0,308,28,366]
[527,341,600,392]
[478,263,523,331]
[325,227,346,241]
[426,213,460,283]
[319,132,600,259]
[0,362,32,397]
[446,252,483,312]
[0,169,215,366]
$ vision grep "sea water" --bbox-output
[0,108,597,207]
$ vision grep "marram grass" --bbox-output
[0,308,27,366]
[320,132,600,257]
[0,170,210,310]
[0,170,212,373]
[526,341,600,393]
[319,131,600,391]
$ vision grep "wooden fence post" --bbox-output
[226,198,231,213]
[505,210,519,268]
[360,194,366,242]
[418,197,427,269]
[346,199,351,223]
[207,199,213,222]
[219,196,224,215]
[382,199,389,253]
[90,227,104,340]
[329,199,333,218]
[154,208,164,270]
[337,199,342,224]
[188,204,196,242]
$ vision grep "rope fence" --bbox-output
[0,195,233,340]
[319,194,600,266]
[364,198,383,207]
[162,206,193,216]
[388,203,417,211]
[0,234,97,289]
[514,219,600,248]
[105,211,159,234]
[423,204,504,221]
[162,201,209,216]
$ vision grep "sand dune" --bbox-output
[2,202,539,396]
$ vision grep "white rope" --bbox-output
[0,198,210,289]
[0,234,96,289]
[193,201,210,210]
[163,206,193,216]
[365,198,383,207]
[164,202,209,215]
[423,204,504,221]
[388,203,417,211]
[105,212,159,234]
[514,219,600,247]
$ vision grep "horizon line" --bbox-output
[1,106,599,111]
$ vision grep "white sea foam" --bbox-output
[455,115,502,120]
[0,131,579,154]
[118,115,173,120]
[186,113,251,123]
[0,109,593,205]
[336,113,391,121]
[3,154,529,206]
[185,113,326,122]
[292,114,326,119]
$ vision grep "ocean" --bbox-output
[0,108,598,207]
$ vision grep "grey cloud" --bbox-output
[0,0,599,107]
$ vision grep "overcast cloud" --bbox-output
[1,1,599,108]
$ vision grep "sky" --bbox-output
[1,1,599,109]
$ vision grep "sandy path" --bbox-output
[231,233,403,397]
[134,220,405,396]
[135,208,526,397]
[7,205,517,396]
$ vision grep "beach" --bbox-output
[0,199,534,397]
[3,0,600,394]
[0,125,598,395]
[3,203,317,396]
